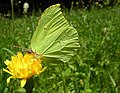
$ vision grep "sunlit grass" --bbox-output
[0,6,120,93]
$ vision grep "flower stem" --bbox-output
[24,78,34,93]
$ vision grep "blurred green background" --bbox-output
[0,0,120,93]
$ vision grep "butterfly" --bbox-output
[30,4,80,63]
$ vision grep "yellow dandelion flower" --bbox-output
[3,52,46,87]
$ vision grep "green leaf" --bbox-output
[31,4,80,63]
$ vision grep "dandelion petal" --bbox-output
[7,76,15,84]
[21,79,27,87]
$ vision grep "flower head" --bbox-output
[23,2,29,14]
[3,52,46,87]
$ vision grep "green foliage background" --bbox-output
[0,6,120,93]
